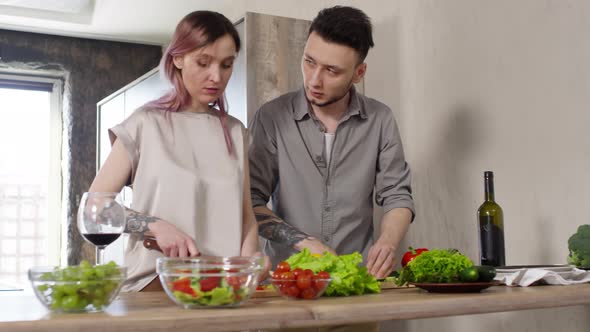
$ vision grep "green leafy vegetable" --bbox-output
[397,248,474,284]
[567,224,590,268]
[173,285,242,306]
[285,248,380,296]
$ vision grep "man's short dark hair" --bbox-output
[309,6,374,63]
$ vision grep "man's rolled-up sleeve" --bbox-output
[248,108,279,208]
[374,111,415,221]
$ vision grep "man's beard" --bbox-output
[306,81,353,108]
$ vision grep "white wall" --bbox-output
[398,0,590,331]
[400,0,590,263]
[244,1,590,331]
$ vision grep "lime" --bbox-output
[459,267,479,282]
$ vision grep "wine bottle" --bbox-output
[477,171,505,266]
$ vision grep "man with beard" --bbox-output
[249,6,414,280]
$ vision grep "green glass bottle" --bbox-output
[477,171,505,266]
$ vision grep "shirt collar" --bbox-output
[292,86,367,121]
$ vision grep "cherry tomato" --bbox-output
[282,271,296,287]
[296,274,312,290]
[313,271,330,291]
[171,277,196,296]
[199,276,221,292]
[292,268,304,278]
[285,285,301,298]
[226,276,241,291]
[301,288,317,299]
[272,279,285,290]
[278,284,288,294]
[271,272,284,289]
[312,275,327,291]
[202,268,222,273]
[276,261,291,273]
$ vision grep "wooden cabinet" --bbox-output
[230,12,311,125]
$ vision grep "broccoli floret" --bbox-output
[567,224,590,268]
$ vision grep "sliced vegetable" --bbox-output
[169,271,250,307]
[172,277,197,296]
[199,276,221,292]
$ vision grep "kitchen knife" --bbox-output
[143,235,162,252]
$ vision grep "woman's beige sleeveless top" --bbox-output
[109,107,245,292]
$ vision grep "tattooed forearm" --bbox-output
[255,212,310,248]
[124,208,162,234]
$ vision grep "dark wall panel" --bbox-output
[0,29,162,264]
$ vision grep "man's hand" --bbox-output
[368,208,412,279]
[148,220,200,258]
[366,240,397,279]
[295,237,337,256]
[253,252,272,284]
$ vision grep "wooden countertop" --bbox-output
[1,284,589,332]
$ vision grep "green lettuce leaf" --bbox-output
[173,284,237,306]
[285,248,380,296]
[401,248,474,283]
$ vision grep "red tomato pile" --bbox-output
[271,261,331,299]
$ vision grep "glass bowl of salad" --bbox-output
[157,256,263,309]
[28,261,126,313]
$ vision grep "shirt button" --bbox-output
[316,156,323,162]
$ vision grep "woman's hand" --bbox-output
[148,220,200,257]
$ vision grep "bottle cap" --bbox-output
[484,171,494,178]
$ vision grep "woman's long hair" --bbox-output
[146,11,240,155]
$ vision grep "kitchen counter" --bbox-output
[1,284,589,331]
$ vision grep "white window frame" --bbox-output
[0,72,63,266]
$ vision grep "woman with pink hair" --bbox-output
[89,11,261,291]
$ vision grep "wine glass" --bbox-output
[77,192,125,265]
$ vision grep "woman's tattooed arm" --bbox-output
[124,208,162,234]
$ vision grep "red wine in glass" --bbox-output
[77,192,125,264]
[82,233,121,248]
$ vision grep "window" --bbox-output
[0,73,63,286]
